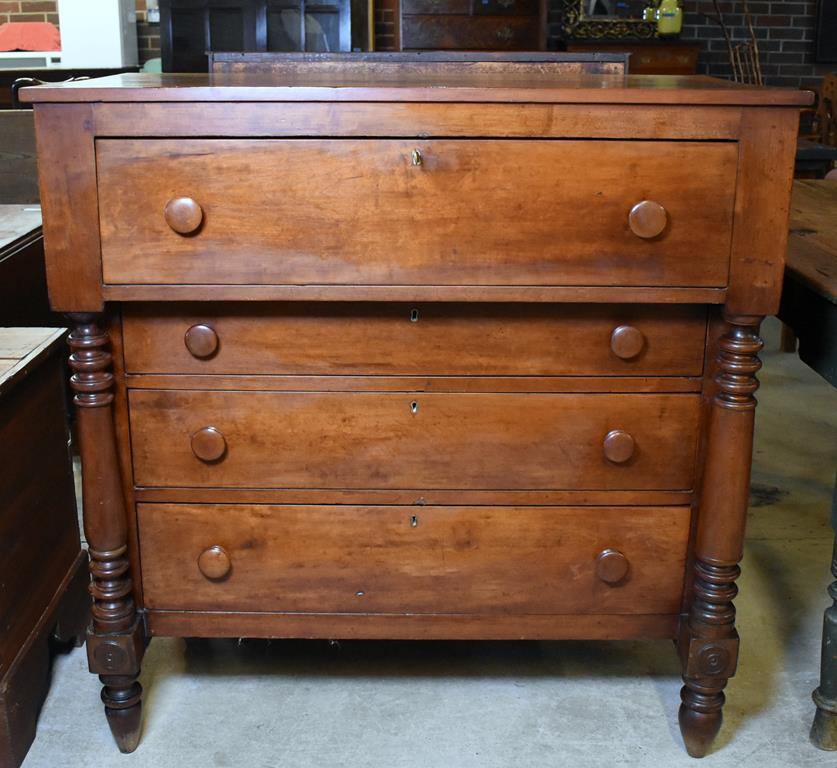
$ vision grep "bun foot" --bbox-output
[678,684,724,758]
[811,689,837,751]
[101,676,143,754]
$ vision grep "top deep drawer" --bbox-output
[96,139,737,288]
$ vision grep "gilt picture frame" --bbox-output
[560,0,657,39]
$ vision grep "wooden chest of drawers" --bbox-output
[399,0,547,51]
[22,69,810,757]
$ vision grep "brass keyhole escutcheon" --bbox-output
[410,401,419,414]
[411,148,422,167]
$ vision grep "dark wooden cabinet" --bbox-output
[160,0,352,72]
[567,40,701,75]
[399,0,547,50]
[0,328,88,768]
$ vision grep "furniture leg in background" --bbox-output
[776,178,837,750]
[811,481,837,749]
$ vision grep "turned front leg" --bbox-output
[679,314,763,758]
[68,314,145,753]
[811,481,837,750]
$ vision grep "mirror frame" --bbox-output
[560,0,657,39]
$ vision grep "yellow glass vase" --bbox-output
[656,0,683,36]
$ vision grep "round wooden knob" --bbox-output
[198,545,231,580]
[603,429,635,464]
[628,200,667,239]
[184,324,219,359]
[164,196,203,235]
[610,325,645,360]
[596,548,629,584]
[191,426,226,462]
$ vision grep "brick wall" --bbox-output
[0,0,160,65]
[134,0,160,64]
[0,0,59,27]
[680,2,828,88]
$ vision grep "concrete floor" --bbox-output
[21,318,837,768]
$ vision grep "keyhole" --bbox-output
[410,308,420,322]
[410,401,418,414]
[410,515,419,527]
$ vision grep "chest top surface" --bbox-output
[19,71,812,105]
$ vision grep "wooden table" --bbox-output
[795,139,837,180]
[0,205,60,327]
[778,179,837,750]
[0,328,89,768]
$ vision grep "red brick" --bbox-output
[20,0,55,11]
[9,12,48,20]
[0,2,20,12]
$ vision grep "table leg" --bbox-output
[811,477,837,750]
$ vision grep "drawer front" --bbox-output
[401,16,540,49]
[138,503,690,614]
[122,304,707,376]
[129,391,700,490]
[97,139,737,288]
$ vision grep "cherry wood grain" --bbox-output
[104,285,727,304]
[138,504,690,614]
[18,72,813,106]
[90,102,745,141]
[33,104,102,311]
[97,139,737,289]
[146,610,679,641]
[122,304,707,376]
[129,390,700,491]
[125,374,703,394]
[132,487,693,506]
[726,108,800,315]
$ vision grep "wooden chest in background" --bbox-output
[0,328,88,768]
[399,0,547,50]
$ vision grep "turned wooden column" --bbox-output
[68,314,145,754]
[679,314,763,758]
[811,480,837,750]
